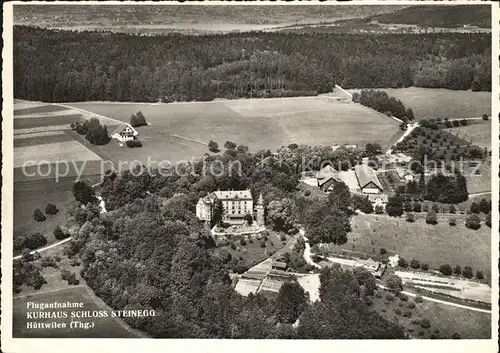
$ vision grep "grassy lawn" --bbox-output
[66,97,400,163]
[13,178,78,252]
[13,286,138,338]
[349,87,491,121]
[326,214,491,277]
[370,289,491,339]
[14,104,71,115]
[212,230,289,269]
[444,120,492,150]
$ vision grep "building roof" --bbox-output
[317,173,341,187]
[396,167,413,179]
[272,261,287,269]
[112,122,138,136]
[355,164,384,191]
[317,165,337,179]
[213,189,253,200]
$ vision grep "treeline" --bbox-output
[14,26,491,103]
[353,89,413,120]
[369,5,491,29]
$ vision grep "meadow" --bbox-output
[326,214,491,278]
[348,87,491,120]
[371,289,491,339]
[13,286,138,338]
[444,120,492,149]
[66,97,400,164]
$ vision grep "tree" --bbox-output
[403,202,413,212]
[469,202,480,214]
[328,182,352,213]
[406,213,415,222]
[413,202,422,212]
[410,259,420,269]
[385,275,403,294]
[462,266,473,279]
[439,264,453,276]
[365,143,382,156]
[24,233,48,250]
[448,218,457,226]
[425,210,438,225]
[275,282,308,324]
[465,214,481,230]
[398,258,408,268]
[421,263,429,271]
[53,225,69,240]
[482,113,489,121]
[364,276,377,296]
[244,213,253,225]
[485,213,491,228]
[375,205,384,214]
[449,205,456,214]
[33,208,46,222]
[385,196,403,217]
[72,181,97,205]
[45,203,59,215]
[352,195,373,214]
[224,141,237,150]
[208,140,220,153]
[420,318,431,329]
[479,199,490,214]
[130,111,147,127]
[212,199,224,227]
[267,198,297,233]
[453,265,462,275]
[431,203,440,213]
[476,270,484,280]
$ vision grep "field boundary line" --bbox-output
[13,237,73,260]
[170,134,207,146]
[54,103,124,126]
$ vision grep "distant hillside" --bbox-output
[14,4,405,28]
[369,5,491,28]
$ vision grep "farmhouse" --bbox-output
[354,164,384,194]
[111,123,138,143]
[196,189,264,225]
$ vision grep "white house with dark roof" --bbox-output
[111,122,139,143]
[354,164,384,194]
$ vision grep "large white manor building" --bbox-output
[196,189,264,225]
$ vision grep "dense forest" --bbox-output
[14,26,491,103]
[64,143,405,338]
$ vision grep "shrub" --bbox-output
[304,190,311,196]
[403,310,412,318]
[375,292,383,298]
[53,225,70,240]
[380,248,387,255]
[465,214,481,230]
[386,293,396,301]
[230,243,237,250]
[399,293,409,302]
[406,213,415,222]
[421,263,429,271]
[130,111,148,127]
[425,210,438,225]
[61,270,79,285]
[33,209,46,222]
[439,264,453,276]
[448,218,457,226]
[45,203,59,215]
[23,233,48,250]
[398,257,408,268]
[407,302,416,309]
[409,259,420,269]
[411,319,420,325]
[462,266,473,278]
[240,238,247,246]
[414,296,424,303]
[260,241,266,248]
[453,265,462,275]
[375,205,384,214]
[476,270,484,280]
[413,202,422,212]
[449,205,456,214]
[280,234,287,242]
[126,139,143,148]
[482,113,489,121]
[394,308,402,315]
[208,140,219,153]
[420,318,431,329]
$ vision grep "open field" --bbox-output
[444,121,492,149]
[348,87,491,121]
[325,214,491,278]
[13,178,78,248]
[13,286,138,338]
[66,97,400,163]
[371,289,491,339]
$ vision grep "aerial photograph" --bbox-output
[5,2,494,344]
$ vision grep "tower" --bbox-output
[256,193,265,226]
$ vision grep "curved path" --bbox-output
[13,237,73,260]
